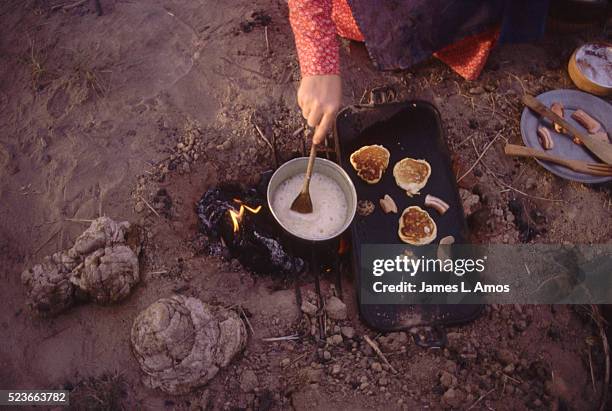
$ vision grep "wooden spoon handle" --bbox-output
[504,144,573,167]
[302,143,317,191]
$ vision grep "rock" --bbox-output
[484,83,497,92]
[216,139,233,151]
[323,350,331,361]
[341,326,355,339]
[440,371,458,388]
[378,332,408,352]
[325,296,347,320]
[130,295,247,395]
[330,334,343,345]
[496,349,517,366]
[281,358,290,367]
[301,301,318,316]
[371,362,383,372]
[441,388,465,409]
[468,86,485,95]
[459,188,481,217]
[240,369,259,393]
[331,364,341,375]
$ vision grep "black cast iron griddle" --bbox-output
[334,101,482,332]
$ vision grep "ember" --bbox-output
[196,184,304,275]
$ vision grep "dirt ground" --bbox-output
[1,1,611,410]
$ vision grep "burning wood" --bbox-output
[228,199,262,233]
[196,185,304,275]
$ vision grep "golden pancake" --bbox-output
[398,206,437,245]
[349,145,390,184]
[393,158,431,196]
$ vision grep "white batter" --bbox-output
[272,172,348,240]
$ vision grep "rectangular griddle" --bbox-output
[334,101,482,332]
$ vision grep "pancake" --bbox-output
[393,157,431,196]
[398,206,437,245]
[349,145,390,184]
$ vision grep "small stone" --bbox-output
[341,326,355,339]
[468,86,485,95]
[503,364,515,374]
[301,301,317,316]
[459,188,481,217]
[331,364,341,375]
[325,296,347,320]
[216,139,233,151]
[280,358,290,368]
[323,350,331,361]
[181,162,190,173]
[441,388,465,408]
[496,349,517,366]
[371,362,383,372]
[239,369,258,393]
[514,320,527,332]
[440,371,458,388]
[331,334,343,345]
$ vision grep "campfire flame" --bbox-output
[229,199,261,233]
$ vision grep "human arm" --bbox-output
[288,0,342,144]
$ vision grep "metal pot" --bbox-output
[267,157,357,242]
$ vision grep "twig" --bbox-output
[61,0,87,11]
[34,230,60,255]
[146,270,168,276]
[65,218,95,223]
[502,373,522,384]
[251,115,277,168]
[262,334,300,342]
[455,132,478,149]
[477,156,564,203]
[591,304,610,411]
[239,306,255,336]
[457,131,502,182]
[292,126,305,138]
[467,388,495,410]
[290,352,307,365]
[588,346,596,393]
[264,26,270,54]
[363,335,398,374]
[139,196,160,218]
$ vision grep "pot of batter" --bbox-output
[267,156,357,242]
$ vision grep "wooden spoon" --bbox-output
[290,143,317,214]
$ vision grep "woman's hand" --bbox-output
[297,74,342,144]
